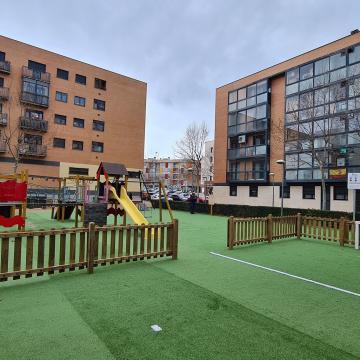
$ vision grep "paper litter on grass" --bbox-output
[151,325,162,332]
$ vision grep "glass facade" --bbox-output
[227,80,270,182]
[284,44,360,182]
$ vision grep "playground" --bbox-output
[1,209,360,360]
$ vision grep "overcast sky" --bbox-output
[3,0,360,158]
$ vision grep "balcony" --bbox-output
[19,144,47,157]
[0,60,11,75]
[228,119,267,136]
[0,113,8,126]
[228,145,267,160]
[22,66,50,83]
[21,92,49,108]
[0,87,9,101]
[0,139,6,152]
[227,170,267,182]
[20,116,48,132]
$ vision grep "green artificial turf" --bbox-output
[1,209,360,359]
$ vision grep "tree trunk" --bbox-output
[321,168,326,211]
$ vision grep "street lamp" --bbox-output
[276,159,285,216]
[269,172,275,207]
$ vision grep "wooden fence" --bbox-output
[0,220,178,281]
[227,214,355,249]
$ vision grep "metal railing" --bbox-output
[19,144,47,157]
[228,145,267,160]
[0,60,11,74]
[228,120,267,136]
[0,87,9,100]
[227,170,267,182]
[22,66,50,83]
[19,117,48,132]
[0,113,8,126]
[21,92,49,107]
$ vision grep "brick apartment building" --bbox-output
[214,30,360,212]
[0,35,146,183]
[143,158,198,188]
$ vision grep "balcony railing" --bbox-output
[0,60,11,74]
[0,139,6,152]
[228,120,268,136]
[228,145,267,160]
[19,144,47,157]
[22,66,50,83]
[21,92,49,108]
[0,87,9,101]
[227,171,267,182]
[0,113,8,126]
[20,116,48,132]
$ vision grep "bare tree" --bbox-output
[175,122,209,194]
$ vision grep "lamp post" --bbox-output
[276,160,285,216]
[269,172,275,207]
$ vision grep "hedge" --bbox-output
[158,201,354,220]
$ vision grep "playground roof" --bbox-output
[96,162,128,180]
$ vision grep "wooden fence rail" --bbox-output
[228,214,354,249]
[0,220,178,281]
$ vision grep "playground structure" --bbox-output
[0,171,28,230]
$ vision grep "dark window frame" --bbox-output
[73,118,85,128]
[75,74,87,85]
[54,114,66,125]
[55,91,68,103]
[249,185,258,197]
[92,141,104,153]
[94,78,106,90]
[53,137,66,148]
[57,68,69,80]
[93,98,106,111]
[229,185,237,196]
[92,120,104,132]
[69,167,89,175]
[72,140,84,151]
[333,185,348,200]
[279,185,291,199]
[74,96,86,107]
[303,185,315,199]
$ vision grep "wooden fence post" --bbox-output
[172,219,178,260]
[267,214,273,244]
[339,217,345,247]
[228,216,234,249]
[87,222,95,274]
[296,213,302,239]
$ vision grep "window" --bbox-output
[303,185,315,199]
[74,96,86,107]
[279,185,290,199]
[0,77,4,87]
[286,95,299,112]
[95,78,106,90]
[57,68,69,80]
[229,185,237,196]
[75,74,87,85]
[333,186,348,200]
[256,80,267,94]
[0,51,5,62]
[93,120,104,132]
[73,118,84,128]
[92,141,103,152]
[349,45,360,64]
[315,57,329,75]
[69,167,89,175]
[28,60,46,73]
[53,138,65,148]
[286,68,299,85]
[330,52,346,70]
[72,140,83,151]
[56,91,68,103]
[93,99,105,111]
[300,63,313,80]
[54,114,66,125]
[249,185,258,197]
[247,84,256,98]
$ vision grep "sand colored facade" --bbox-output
[0,35,146,179]
[214,31,360,212]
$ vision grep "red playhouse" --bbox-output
[0,171,28,230]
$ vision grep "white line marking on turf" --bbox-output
[210,252,360,298]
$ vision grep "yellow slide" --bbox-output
[109,186,149,226]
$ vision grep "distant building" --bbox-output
[143,158,199,188]
[201,140,214,193]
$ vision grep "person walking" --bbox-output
[189,192,197,214]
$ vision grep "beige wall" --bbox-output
[0,35,146,177]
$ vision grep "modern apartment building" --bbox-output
[214,30,360,212]
[143,158,196,188]
[0,35,146,182]
[201,140,214,193]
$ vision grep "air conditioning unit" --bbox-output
[238,135,246,144]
